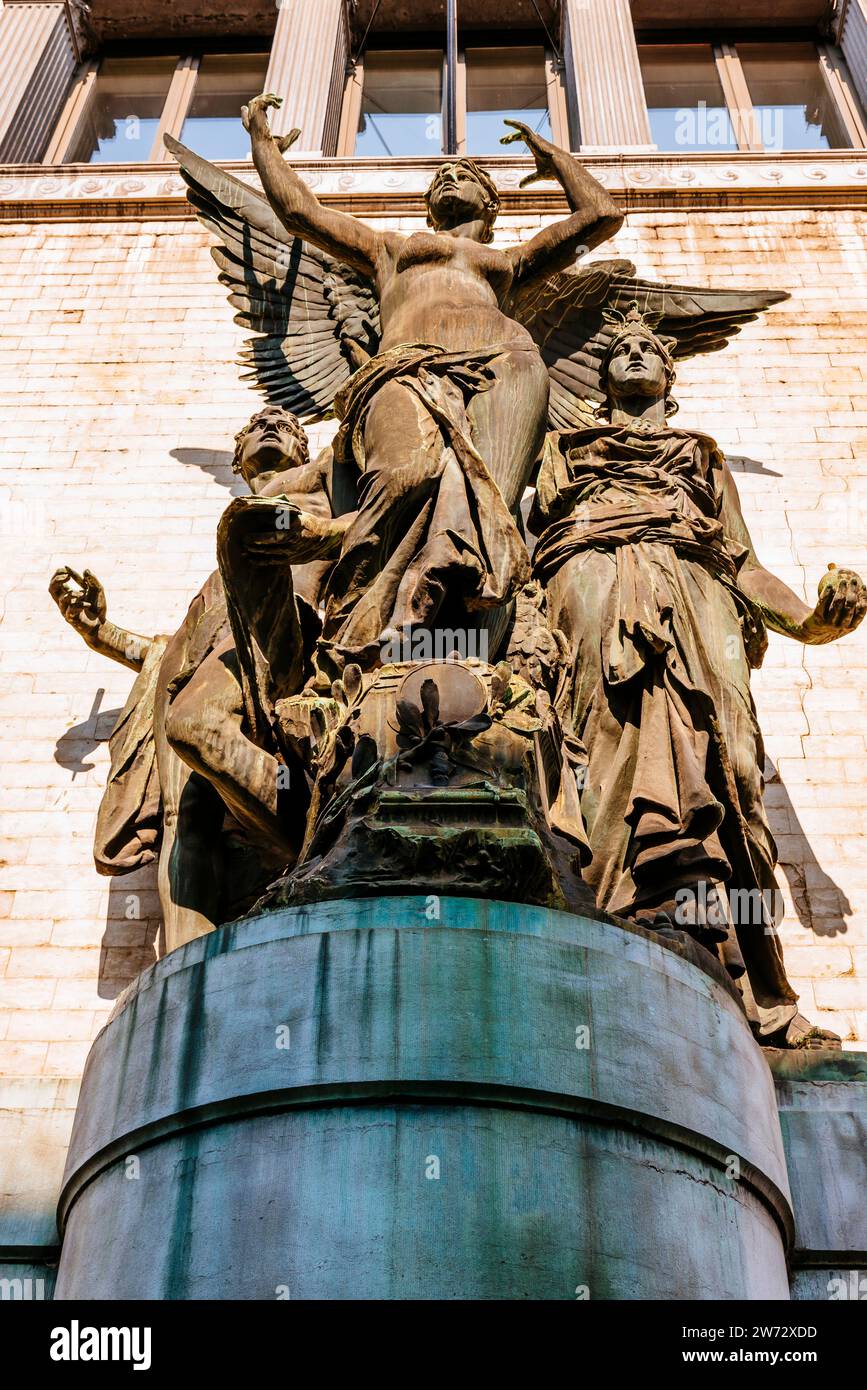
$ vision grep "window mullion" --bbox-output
[546,51,571,150]
[713,42,763,153]
[445,0,458,155]
[151,54,200,162]
[817,43,867,149]
[42,59,98,164]
[455,46,467,155]
[338,57,364,158]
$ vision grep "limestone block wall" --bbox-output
[0,196,866,1251]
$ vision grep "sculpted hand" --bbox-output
[49,567,107,640]
[800,565,867,643]
[239,502,344,566]
[500,119,559,188]
[275,127,302,155]
[241,93,288,143]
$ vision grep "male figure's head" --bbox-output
[233,405,310,492]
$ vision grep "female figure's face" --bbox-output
[606,335,668,403]
[427,162,492,236]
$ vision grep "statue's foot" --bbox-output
[768,1011,842,1050]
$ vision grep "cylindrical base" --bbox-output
[55,898,793,1300]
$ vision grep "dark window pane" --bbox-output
[180,53,270,160]
[465,46,551,154]
[638,44,737,152]
[738,42,850,150]
[68,56,177,164]
[357,50,444,156]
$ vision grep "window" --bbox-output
[465,46,552,155]
[339,22,570,158]
[356,50,444,157]
[67,56,178,164]
[180,53,270,160]
[49,51,271,165]
[638,45,736,154]
[638,37,865,154]
[737,42,850,152]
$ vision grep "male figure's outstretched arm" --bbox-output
[49,568,152,671]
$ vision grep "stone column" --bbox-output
[837,0,867,123]
[264,0,347,155]
[55,898,793,1300]
[0,2,77,163]
[563,0,653,151]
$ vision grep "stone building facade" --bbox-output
[1,0,866,1295]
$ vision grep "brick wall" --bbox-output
[0,205,865,1238]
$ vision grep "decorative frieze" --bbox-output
[3,151,867,221]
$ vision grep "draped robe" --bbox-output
[531,422,798,1038]
[319,343,535,668]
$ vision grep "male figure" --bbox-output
[50,406,347,952]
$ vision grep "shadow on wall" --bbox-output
[53,690,121,775]
[52,697,161,999]
[170,446,244,495]
[99,874,161,1001]
[766,759,852,940]
[726,454,782,478]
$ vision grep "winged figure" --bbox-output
[165,99,786,678]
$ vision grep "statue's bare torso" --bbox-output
[376,231,534,354]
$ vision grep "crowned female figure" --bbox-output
[530,307,867,1045]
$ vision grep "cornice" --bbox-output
[2,151,867,221]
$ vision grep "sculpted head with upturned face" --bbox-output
[233,404,310,489]
[425,159,501,244]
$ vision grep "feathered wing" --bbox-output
[165,136,381,422]
[507,260,789,429]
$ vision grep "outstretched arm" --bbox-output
[721,465,867,644]
[501,122,624,284]
[244,95,386,277]
[49,568,152,672]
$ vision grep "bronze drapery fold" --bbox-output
[532,423,797,1037]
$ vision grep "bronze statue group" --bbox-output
[51,98,867,1050]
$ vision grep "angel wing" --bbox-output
[507,260,788,430]
[165,136,381,422]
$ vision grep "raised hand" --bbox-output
[500,119,559,188]
[228,500,346,569]
[275,127,302,156]
[49,567,107,639]
[241,93,285,142]
[801,565,867,643]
